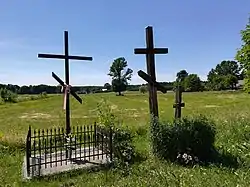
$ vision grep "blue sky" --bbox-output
[0,0,249,86]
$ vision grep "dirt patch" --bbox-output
[20,113,52,119]
[204,105,220,108]
[132,113,140,117]
[125,108,138,111]
[111,105,118,110]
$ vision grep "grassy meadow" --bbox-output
[1,91,250,186]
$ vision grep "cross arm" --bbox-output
[173,103,185,108]
[38,54,93,61]
[138,70,167,93]
[134,48,168,54]
[52,72,82,104]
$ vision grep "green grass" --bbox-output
[1,91,250,186]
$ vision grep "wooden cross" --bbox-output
[134,26,168,118]
[38,31,93,135]
[173,85,185,119]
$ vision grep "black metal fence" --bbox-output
[25,124,113,177]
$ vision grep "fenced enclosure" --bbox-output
[24,124,113,178]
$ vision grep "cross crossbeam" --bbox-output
[38,54,93,61]
[138,70,167,93]
[38,31,93,135]
[52,72,82,104]
[134,26,168,118]
[134,48,168,54]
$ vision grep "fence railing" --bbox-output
[25,124,113,177]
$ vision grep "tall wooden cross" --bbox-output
[38,31,93,135]
[134,26,168,118]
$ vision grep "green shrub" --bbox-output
[112,127,135,163]
[150,115,216,165]
[139,85,147,94]
[95,98,136,165]
[0,88,17,103]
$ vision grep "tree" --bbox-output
[207,60,241,90]
[175,70,189,90]
[176,70,189,83]
[104,83,111,91]
[0,88,17,103]
[108,57,133,96]
[184,74,203,92]
[235,17,250,93]
[139,85,147,94]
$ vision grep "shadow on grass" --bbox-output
[205,148,240,169]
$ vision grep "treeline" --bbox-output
[0,82,175,95]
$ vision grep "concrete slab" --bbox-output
[23,147,111,179]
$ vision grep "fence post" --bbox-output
[109,127,113,162]
[26,126,31,177]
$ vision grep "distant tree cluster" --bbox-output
[207,61,242,91]
[174,70,203,92]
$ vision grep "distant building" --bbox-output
[102,88,107,92]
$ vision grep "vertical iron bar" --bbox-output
[44,138,47,169]
[88,125,90,161]
[38,129,41,175]
[101,131,104,160]
[84,126,86,160]
[42,129,46,168]
[55,128,57,167]
[97,126,99,160]
[50,129,52,168]
[109,127,113,162]
[61,128,63,166]
[94,123,97,148]
[69,134,72,163]
[74,126,77,160]
[105,129,108,159]
[26,126,31,177]
[46,129,49,168]
[33,129,36,158]
[64,129,67,165]
[80,126,82,160]
[91,125,94,160]
[42,129,45,167]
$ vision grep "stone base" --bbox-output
[22,147,111,179]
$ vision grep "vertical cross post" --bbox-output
[173,85,185,119]
[64,31,70,135]
[134,26,168,118]
[38,31,93,136]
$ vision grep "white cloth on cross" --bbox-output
[61,84,71,110]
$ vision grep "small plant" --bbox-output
[40,91,48,98]
[150,115,216,166]
[96,98,117,128]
